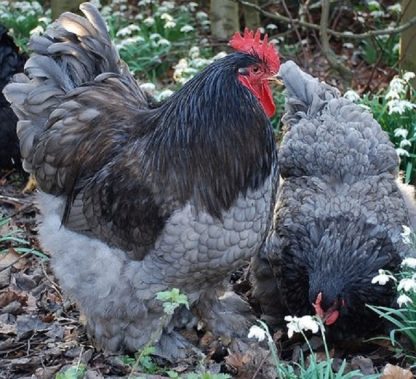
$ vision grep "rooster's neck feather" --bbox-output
[138,53,277,218]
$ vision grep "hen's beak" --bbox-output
[268,74,283,86]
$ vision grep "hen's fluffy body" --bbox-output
[252,61,416,339]
[0,25,25,170]
[4,4,278,357]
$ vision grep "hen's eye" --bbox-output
[252,66,260,74]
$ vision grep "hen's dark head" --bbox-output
[281,217,401,338]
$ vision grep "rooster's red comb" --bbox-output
[229,28,280,73]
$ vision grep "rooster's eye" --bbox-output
[252,66,260,74]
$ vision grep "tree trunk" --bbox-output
[51,0,83,20]
[243,0,260,30]
[400,0,416,75]
[210,0,240,41]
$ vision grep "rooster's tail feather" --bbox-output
[3,2,140,174]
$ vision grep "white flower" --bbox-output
[157,38,171,47]
[398,277,416,292]
[187,2,198,11]
[368,0,380,9]
[400,139,412,148]
[386,77,406,100]
[116,24,141,37]
[156,89,174,101]
[30,25,44,36]
[284,315,320,338]
[394,128,409,139]
[343,90,360,102]
[160,13,173,22]
[371,10,385,18]
[397,294,413,307]
[143,16,155,26]
[388,4,401,14]
[388,99,416,115]
[196,11,208,19]
[402,257,416,269]
[248,325,266,342]
[402,226,412,245]
[164,20,176,29]
[139,82,156,94]
[396,148,410,157]
[403,72,415,82]
[343,42,354,49]
[189,46,200,59]
[266,23,278,30]
[371,269,396,285]
[180,25,194,33]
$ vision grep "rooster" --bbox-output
[4,4,280,358]
[251,61,416,340]
[0,25,25,171]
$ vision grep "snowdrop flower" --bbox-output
[164,20,176,29]
[187,2,198,11]
[368,0,380,9]
[116,24,141,37]
[266,23,278,30]
[394,128,409,139]
[156,89,174,101]
[388,99,416,115]
[403,72,415,82]
[397,294,413,307]
[343,42,354,49]
[371,10,385,18]
[139,82,156,94]
[189,46,200,59]
[30,25,44,35]
[343,90,360,102]
[160,13,173,22]
[386,77,406,100]
[196,11,208,20]
[401,257,416,269]
[371,269,396,285]
[388,4,401,14]
[285,315,320,338]
[180,25,194,33]
[248,325,267,342]
[143,16,155,26]
[400,139,412,148]
[396,148,410,157]
[398,277,416,292]
[157,38,171,47]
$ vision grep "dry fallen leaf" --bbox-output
[381,363,413,379]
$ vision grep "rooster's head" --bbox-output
[229,28,280,117]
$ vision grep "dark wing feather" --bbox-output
[3,4,165,259]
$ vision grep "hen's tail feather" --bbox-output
[279,60,339,127]
[3,2,141,174]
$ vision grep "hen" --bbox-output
[251,61,416,340]
[0,25,25,170]
[4,4,280,358]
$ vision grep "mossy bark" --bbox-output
[210,0,240,41]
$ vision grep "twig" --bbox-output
[281,0,309,68]
[0,253,26,272]
[251,350,270,379]
[319,0,352,83]
[236,0,416,39]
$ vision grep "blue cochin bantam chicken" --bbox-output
[251,61,416,341]
[4,3,280,359]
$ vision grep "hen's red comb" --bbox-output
[229,28,280,73]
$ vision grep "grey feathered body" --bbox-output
[252,61,416,339]
[4,4,278,357]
